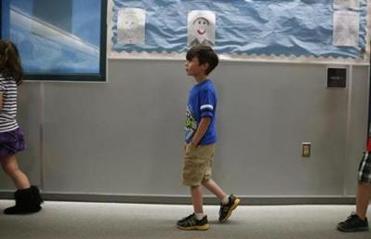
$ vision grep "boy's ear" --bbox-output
[201,62,209,72]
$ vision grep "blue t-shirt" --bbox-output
[185,79,217,145]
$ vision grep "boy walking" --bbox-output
[177,45,240,231]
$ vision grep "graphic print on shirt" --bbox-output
[185,105,198,142]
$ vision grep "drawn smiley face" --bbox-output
[192,17,210,37]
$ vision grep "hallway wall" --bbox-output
[0,61,368,200]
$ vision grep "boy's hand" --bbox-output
[185,143,197,154]
[189,117,211,147]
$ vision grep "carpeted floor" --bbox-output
[0,200,370,239]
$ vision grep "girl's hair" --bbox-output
[0,40,23,85]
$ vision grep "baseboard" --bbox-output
[0,191,356,205]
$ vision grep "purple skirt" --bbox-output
[0,127,26,159]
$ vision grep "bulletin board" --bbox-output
[107,0,369,64]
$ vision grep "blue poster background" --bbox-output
[111,0,368,60]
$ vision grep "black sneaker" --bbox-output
[177,213,209,230]
[337,214,369,232]
[219,194,240,223]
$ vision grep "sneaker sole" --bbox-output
[177,224,210,231]
[337,226,369,232]
[220,198,240,223]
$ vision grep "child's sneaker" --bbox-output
[337,213,369,232]
[177,213,209,230]
[219,194,240,223]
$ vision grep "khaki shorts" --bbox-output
[182,144,215,186]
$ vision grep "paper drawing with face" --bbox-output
[187,10,216,47]
[117,8,146,44]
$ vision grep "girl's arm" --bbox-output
[191,117,211,146]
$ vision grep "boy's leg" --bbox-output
[1,155,30,189]
[178,143,210,230]
[337,182,370,232]
[202,178,227,200]
[202,179,240,223]
[191,185,204,214]
[337,152,370,232]
[356,182,371,220]
[177,185,209,230]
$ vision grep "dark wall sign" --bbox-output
[327,67,347,88]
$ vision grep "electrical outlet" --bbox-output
[302,142,311,157]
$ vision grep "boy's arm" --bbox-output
[190,117,211,146]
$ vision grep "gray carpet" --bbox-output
[0,200,370,239]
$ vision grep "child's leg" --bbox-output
[1,155,31,189]
[202,179,227,201]
[191,185,204,213]
[355,182,371,220]
[177,185,209,230]
[202,180,240,223]
[337,182,370,232]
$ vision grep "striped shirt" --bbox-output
[0,75,19,132]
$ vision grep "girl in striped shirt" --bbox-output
[0,40,42,214]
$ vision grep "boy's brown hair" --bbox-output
[186,45,219,75]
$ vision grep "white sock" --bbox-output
[195,213,205,220]
[221,195,229,205]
